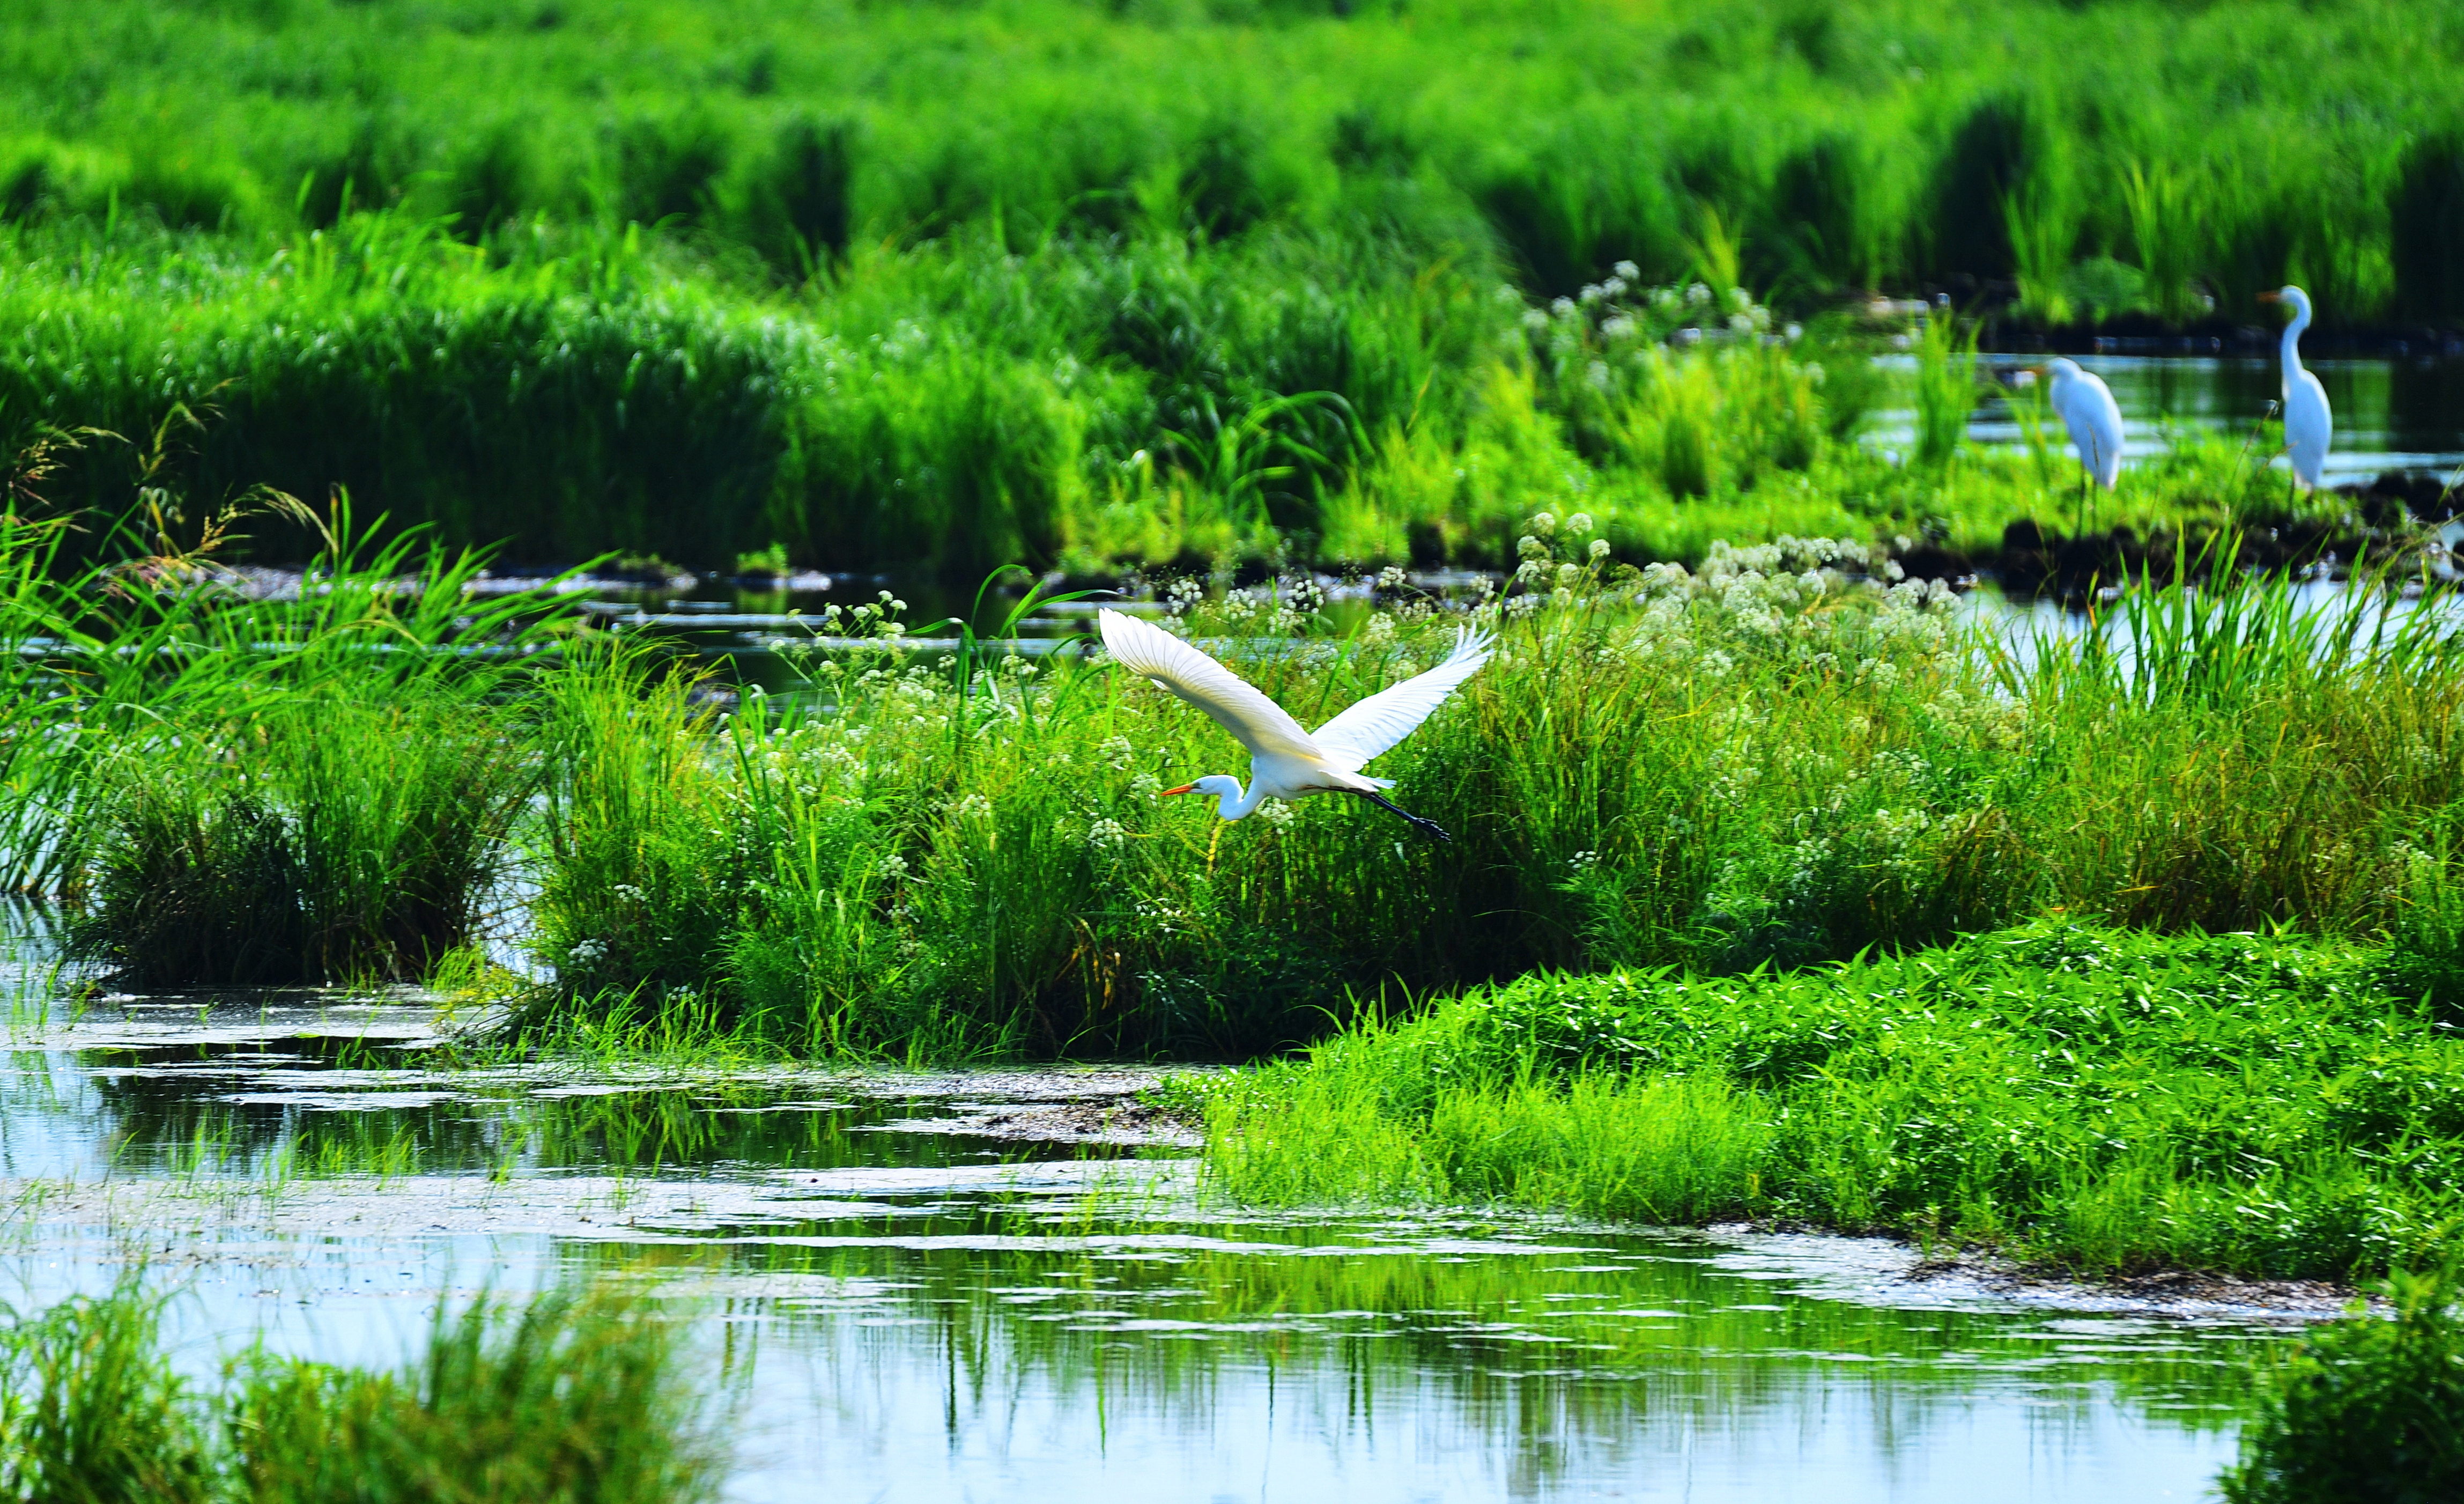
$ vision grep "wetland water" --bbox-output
[5,992,2311,1501]
[1876,351,2464,484]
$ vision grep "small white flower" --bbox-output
[1100,734,1137,771]
[946,792,993,819]
[1588,539,1611,562]
[1131,772,1162,798]
[1088,818,1130,849]
[1375,564,1408,591]
[877,851,911,880]
[1529,511,1557,536]
[1613,260,1640,280]
[1256,801,1295,828]
[566,939,608,967]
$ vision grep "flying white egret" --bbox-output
[2259,285,2332,491]
[2042,357,2123,535]
[1097,607,1493,842]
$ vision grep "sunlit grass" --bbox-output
[1197,918,2464,1279]
[0,1276,723,1504]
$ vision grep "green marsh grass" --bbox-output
[1198,921,2464,1279]
[6,2,2459,578]
[0,1278,722,1504]
[0,500,578,983]
[2218,1260,2464,1501]
[521,525,2464,1062]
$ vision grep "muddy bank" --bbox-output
[1893,468,2463,598]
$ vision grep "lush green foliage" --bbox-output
[1198,920,2464,1278]
[0,1283,210,1503]
[0,503,574,982]
[0,1279,719,1504]
[519,526,2464,1059]
[3,0,2455,572]
[2219,1263,2464,1502]
[3,0,2455,316]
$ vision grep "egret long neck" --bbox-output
[2279,303,2311,380]
[1218,779,1267,821]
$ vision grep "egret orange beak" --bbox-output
[1159,783,1198,797]
[2256,291,2281,304]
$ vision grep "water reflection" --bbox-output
[0,1017,2299,1502]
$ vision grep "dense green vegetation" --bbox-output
[2219,1264,2464,1501]
[1194,919,2464,1279]
[11,499,2456,1063]
[0,1279,719,1503]
[3,0,2459,572]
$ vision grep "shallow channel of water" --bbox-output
[0,988,2319,1502]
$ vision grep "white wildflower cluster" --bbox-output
[1374,565,1408,592]
[1087,817,1130,850]
[1100,734,1138,772]
[1165,576,1207,616]
[1130,771,1163,798]
[565,938,609,968]
[1360,612,1399,647]
[1218,581,1313,636]
[1255,800,1296,828]
[1610,535,1963,681]
[1532,269,1792,357]
[1920,686,2029,751]
[945,792,993,820]
[1515,267,1817,431]
[807,589,911,637]
[877,851,911,881]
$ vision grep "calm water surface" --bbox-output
[1,992,2304,1503]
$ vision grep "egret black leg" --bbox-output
[1350,789,1453,843]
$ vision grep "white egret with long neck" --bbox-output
[1097,607,1492,842]
[2258,285,2332,490]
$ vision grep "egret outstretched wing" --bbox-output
[1097,609,1321,761]
[1311,625,1494,772]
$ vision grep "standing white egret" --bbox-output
[2043,357,2123,535]
[1097,607,1492,842]
[2259,285,2332,491]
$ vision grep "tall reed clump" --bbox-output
[1199,921,2464,1279]
[232,1284,722,1504]
[0,1281,211,1503]
[2217,1262,2464,1501]
[0,1278,723,1504]
[1910,310,1979,467]
[0,504,576,985]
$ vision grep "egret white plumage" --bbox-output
[2045,359,2123,490]
[1097,607,1492,842]
[2042,357,2123,534]
[2259,285,2332,491]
